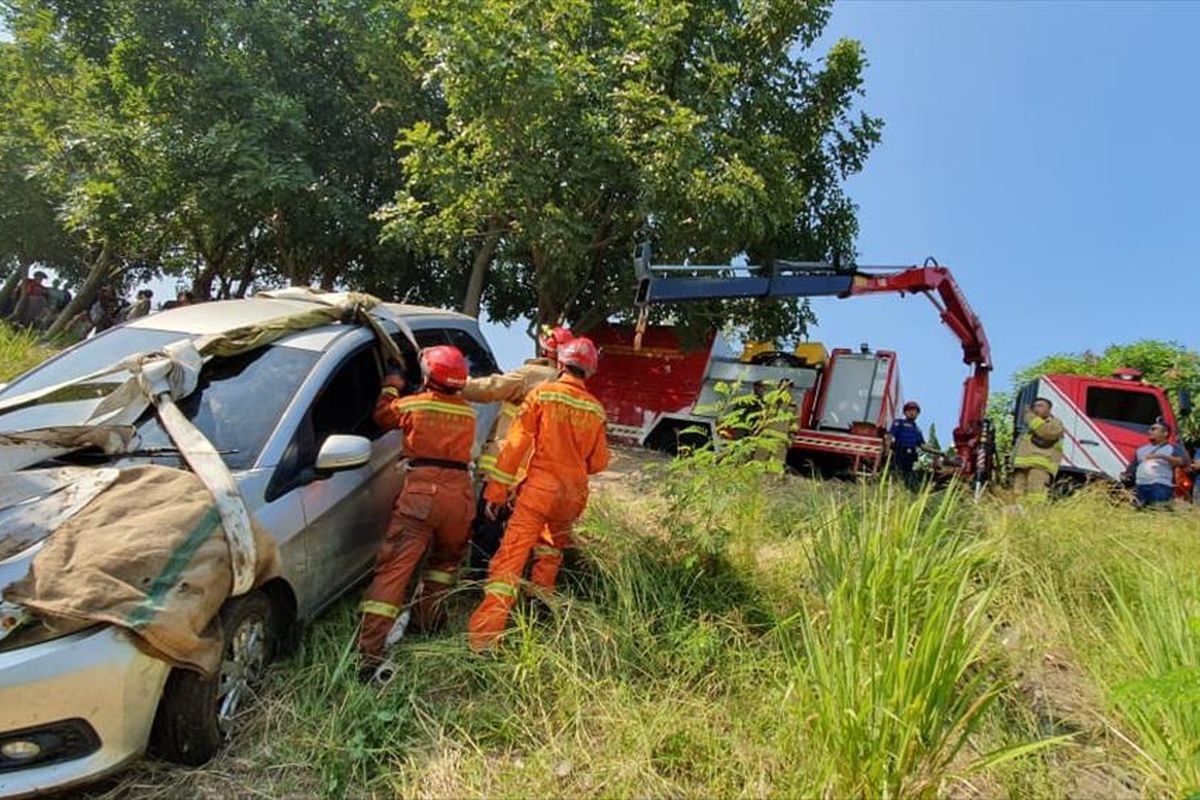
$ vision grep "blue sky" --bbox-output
[487,0,1200,435]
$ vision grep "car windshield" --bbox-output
[0,332,318,471]
[0,326,189,399]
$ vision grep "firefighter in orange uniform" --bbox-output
[460,325,572,575]
[467,337,610,651]
[358,345,476,679]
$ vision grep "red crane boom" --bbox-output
[846,266,992,472]
[630,245,995,481]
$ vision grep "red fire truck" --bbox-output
[588,245,995,488]
[1014,370,1194,495]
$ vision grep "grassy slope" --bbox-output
[95,462,1198,800]
[6,328,1193,799]
[0,323,55,382]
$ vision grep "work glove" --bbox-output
[383,369,406,393]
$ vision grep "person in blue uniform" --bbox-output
[886,401,935,490]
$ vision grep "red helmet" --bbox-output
[538,324,573,358]
[419,345,468,390]
[558,336,599,378]
[903,400,921,413]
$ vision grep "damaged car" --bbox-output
[0,292,498,797]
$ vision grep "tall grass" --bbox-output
[780,483,1014,797]
[88,445,1198,799]
[0,322,53,382]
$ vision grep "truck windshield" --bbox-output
[1085,387,1164,434]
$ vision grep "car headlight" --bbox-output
[0,719,101,772]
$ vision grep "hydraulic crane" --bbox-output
[623,243,995,483]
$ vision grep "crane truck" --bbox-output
[588,245,995,488]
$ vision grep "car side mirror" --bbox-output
[315,435,371,472]
[1179,388,1193,418]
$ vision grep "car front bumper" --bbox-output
[0,625,170,799]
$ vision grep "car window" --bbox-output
[444,328,499,377]
[312,347,384,443]
[269,345,383,499]
[389,332,423,389]
[134,346,319,470]
[412,327,498,378]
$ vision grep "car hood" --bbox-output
[0,467,122,595]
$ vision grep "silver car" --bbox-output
[0,298,500,798]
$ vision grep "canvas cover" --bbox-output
[3,466,280,675]
[0,291,401,673]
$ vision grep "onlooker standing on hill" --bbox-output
[11,271,48,328]
[124,289,152,320]
[1012,398,1064,498]
[1124,420,1189,508]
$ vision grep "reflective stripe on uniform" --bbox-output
[500,403,519,419]
[381,386,401,398]
[532,545,561,557]
[424,569,456,585]
[396,399,476,419]
[484,581,519,599]
[360,599,400,618]
[1013,454,1060,473]
[539,391,605,419]
[489,465,519,486]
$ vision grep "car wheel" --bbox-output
[150,590,276,766]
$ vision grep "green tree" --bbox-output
[2,0,440,332]
[380,0,880,337]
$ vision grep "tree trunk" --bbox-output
[191,262,217,301]
[233,257,256,298]
[530,243,561,326]
[0,259,29,318]
[319,260,340,292]
[461,226,502,318]
[233,232,257,298]
[43,245,113,341]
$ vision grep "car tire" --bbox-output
[149,590,276,766]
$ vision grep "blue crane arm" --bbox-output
[633,243,854,306]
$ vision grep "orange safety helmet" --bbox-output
[538,324,574,358]
[420,345,469,391]
[558,336,599,378]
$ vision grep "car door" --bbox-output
[266,341,403,615]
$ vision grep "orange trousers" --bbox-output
[467,483,585,651]
[358,467,474,662]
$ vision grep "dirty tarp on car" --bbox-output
[4,466,281,675]
[0,290,400,674]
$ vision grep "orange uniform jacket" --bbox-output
[483,374,609,505]
[460,357,557,479]
[373,388,476,462]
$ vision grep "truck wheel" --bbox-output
[150,590,276,766]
